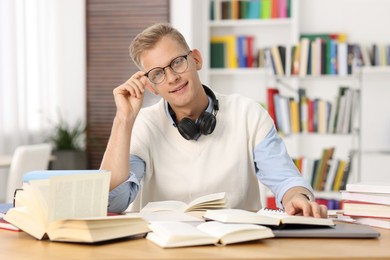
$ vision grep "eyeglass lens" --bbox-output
[147,54,189,84]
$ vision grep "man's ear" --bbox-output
[191,49,203,70]
[144,78,159,95]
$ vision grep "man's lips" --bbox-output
[169,83,187,93]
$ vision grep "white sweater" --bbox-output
[129,92,274,211]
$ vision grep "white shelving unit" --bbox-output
[170,0,390,204]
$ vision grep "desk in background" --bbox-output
[0,225,389,260]
[0,155,12,169]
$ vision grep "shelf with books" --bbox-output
[209,68,267,75]
[207,0,298,103]
[194,0,390,208]
[210,18,293,27]
[210,0,292,22]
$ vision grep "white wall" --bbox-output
[300,0,390,43]
[0,0,85,202]
[53,0,86,126]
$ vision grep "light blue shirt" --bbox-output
[107,125,314,213]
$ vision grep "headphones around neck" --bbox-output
[168,85,219,140]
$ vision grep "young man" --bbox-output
[101,23,327,218]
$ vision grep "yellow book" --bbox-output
[333,160,346,191]
[290,99,300,133]
[211,35,238,68]
[231,0,239,19]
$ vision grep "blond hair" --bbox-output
[129,23,190,69]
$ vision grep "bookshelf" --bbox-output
[170,0,390,207]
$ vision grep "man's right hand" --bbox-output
[113,71,156,121]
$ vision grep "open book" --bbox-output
[204,208,335,227]
[4,170,150,243]
[140,192,227,213]
[146,221,274,248]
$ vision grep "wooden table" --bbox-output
[0,226,389,259]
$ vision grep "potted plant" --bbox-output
[48,116,88,170]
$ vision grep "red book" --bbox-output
[0,217,21,232]
[271,0,279,18]
[266,196,278,210]
[307,98,314,132]
[246,36,254,68]
[267,88,280,129]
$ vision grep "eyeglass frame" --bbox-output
[144,51,192,84]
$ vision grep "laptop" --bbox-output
[272,222,380,238]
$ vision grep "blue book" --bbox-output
[0,203,13,214]
[237,36,247,68]
[23,170,107,182]
[247,0,260,19]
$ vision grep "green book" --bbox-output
[261,0,271,19]
[210,42,226,68]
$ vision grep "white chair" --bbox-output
[5,143,52,203]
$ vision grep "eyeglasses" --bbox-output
[13,188,23,207]
[144,51,192,84]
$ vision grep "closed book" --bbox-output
[332,159,347,191]
[237,36,247,68]
[271,46,284,75]
[324,159,340,192]
[0,217,21,232]
[313,147,335,191]
[278,0,288,18]
[354,217,390,230]
[298,88,307,133]
[300,34,332,74]
[261,0,271,19]
[247,0,260,19]
[211,35,238,68]
[210,42,226,68]
[291,43,300,75]
[246,35,255,67]
[346,182,390,194]
[289,98,300,133]
[267,88,280,129]
[343,201,390,218]
[341,191,390,206]
[299,38,310,76]
[338,42,348,76]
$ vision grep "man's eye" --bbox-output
[151,70,163,79]
[172,57,184,67]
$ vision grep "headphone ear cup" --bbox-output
[177,118,198,140]
[197,112,216,135]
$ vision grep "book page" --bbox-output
[146,221,218,248]
[196,221,274,245]
[257,208,334,226]
[140,201,188,213]
[186,192,226,211]
[127,211,204,223]
[20,181,50,225]
[47,172,110,223]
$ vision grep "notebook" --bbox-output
[272,222,380,238]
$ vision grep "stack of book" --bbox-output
[341,182,390,229]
